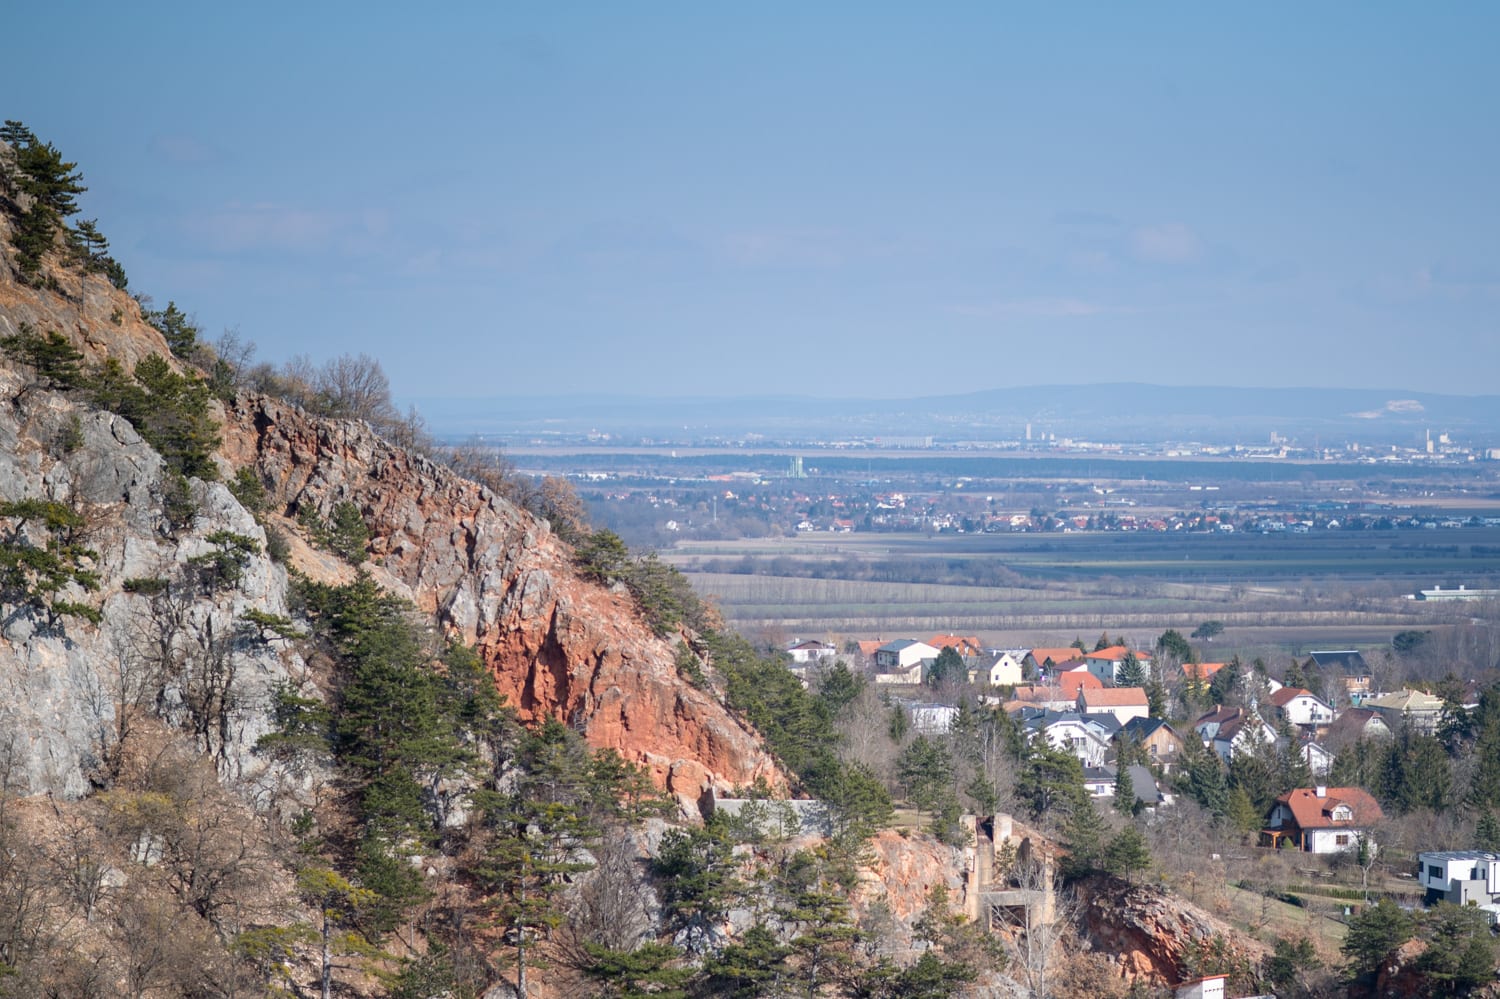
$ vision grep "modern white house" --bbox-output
[1418,851,1500,917]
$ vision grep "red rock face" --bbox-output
[1074,875,1267,986]
[220,395,783,802]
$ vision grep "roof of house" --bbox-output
[1029,647,1085,666]
[1086,645,1152,662]
[1008,687,1077,713]
[1310,650,1370,675]
[1120,717,1180,742]
[788,640,835,651]
[856,640,883,658]
[1270,687,1326,708]
[1024,710,1122,739]
[1058,671,1103,695]
[1081,687,1149,707]
[927,634,983,657]
[1324,708,1391,743]
[879,639,923,653]
[1272,786,1384,830]
[1185,662,1228,679]
[1194,705,1271,742]
[1364,689,1446,713]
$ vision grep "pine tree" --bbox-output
[1114,763,1138,814]
[1105,825,1153,882]
[1116,652,1146,689]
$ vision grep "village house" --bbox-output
[1023,711,1119,768]
[1300,740,1334,778]
[1003,686,1077,714]
[927,634,985,659]
[973,649,1026,687]
[1269,687,1334,730]
[1418,851,1500,922]
[1083,645,1155,685]
[785,639,838,664]
[1262,785,1384,854]
[1024,647,1082,675]
[1364,688,1447,735]
[1309,650,1373,699]
[1119,717,1186,768]
[1082,763,1163,808]
[873,639,939,684]
[1193,705,1277,763]
[1077,686,1150,726]
[1323,707,1392,748]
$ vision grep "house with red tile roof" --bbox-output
[927,634,984,658]
[1025,647,1085,673]
[1057,672,1103,697]
[1263,785,1384,854]
[1269,687,1334,729]
[1077,686,1150,725]
[1084,646,1155,685]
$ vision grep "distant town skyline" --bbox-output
[6,4,1497,406]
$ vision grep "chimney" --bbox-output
[1315,785,1327,798]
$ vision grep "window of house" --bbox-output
[1335,834,1350,846]
[1429,864,1444,880]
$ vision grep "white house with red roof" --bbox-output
[1263,785,1384,854]
[1084,646,1154,685]
[1077,686,1150,725]
[1269,687,1334,729]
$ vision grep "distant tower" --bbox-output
[1427,429,1434,454]
[1026,422,1032,442]
[788,455,805,478]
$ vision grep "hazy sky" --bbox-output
[7,3,1498,407]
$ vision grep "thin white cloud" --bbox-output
[1131,222,1203,264]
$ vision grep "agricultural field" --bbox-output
[668,528,1500,653]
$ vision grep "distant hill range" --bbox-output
[416,384,1500,447]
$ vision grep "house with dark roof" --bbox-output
[1323,707,1392,748]
[1192,705,1276,763]
[1262,785,1384,854]
[1309,650,1373,698]
[1082,763,1163,807]
[1119,717,1185,768]
[1021,710,1119,768]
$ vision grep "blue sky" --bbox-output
[7,3,1498,408]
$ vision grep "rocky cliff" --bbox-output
[218,393,782,803]
[0,361,302,799]
[1074,874,1269,986]
[0,231,780,807]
